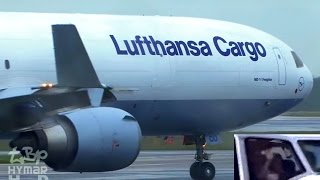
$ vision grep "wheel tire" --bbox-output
[190,162,201,179]
[199,162,215,180]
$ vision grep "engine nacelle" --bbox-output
[11,107,142,172]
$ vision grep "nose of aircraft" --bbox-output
[302,65,313,97]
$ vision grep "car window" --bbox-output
[298,140,320,173]
[245,138,306,180]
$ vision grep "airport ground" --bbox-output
[0,115,319,179]
[0,151,233,180]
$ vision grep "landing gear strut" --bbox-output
[189,134,216,180]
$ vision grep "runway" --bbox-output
[237,116,320,132]
[0,150,233,180]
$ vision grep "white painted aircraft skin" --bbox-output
[0,12,313,135]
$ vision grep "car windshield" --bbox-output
[298,140,320,173]
[245,138,306,179]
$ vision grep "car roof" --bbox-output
[235,134,320,141]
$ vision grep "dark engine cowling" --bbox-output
[10,107,142,172]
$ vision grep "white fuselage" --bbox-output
[0,12,313,135]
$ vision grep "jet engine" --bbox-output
[10,107,142,172]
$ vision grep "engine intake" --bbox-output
[10,107,142,172]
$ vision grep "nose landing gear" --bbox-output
[189,134,216,180]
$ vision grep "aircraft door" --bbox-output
[273,47,287,85]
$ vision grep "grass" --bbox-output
[0,155,10,164]
[0,140,10,163]
[141,132,234,151]
[0,154,23,164]
[0,140,10,151]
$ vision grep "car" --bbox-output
[234,134,320,180]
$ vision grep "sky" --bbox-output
[0,0,319,77]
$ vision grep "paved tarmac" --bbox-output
[0,151,233,180]
[237,116,320,132]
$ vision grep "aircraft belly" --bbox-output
[103,98,302,135]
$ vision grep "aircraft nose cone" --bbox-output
[303,65,313,97]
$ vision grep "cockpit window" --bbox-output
[291,51,304,68]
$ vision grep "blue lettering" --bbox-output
[175,41,190,55]
[255,42,266,57]
[237,42,246,56]
[110,35,266,61]
[124,40,139,55]
[213,36,230,56]
[187,41,200,56]
[199,41,212,56]
[135,35,146,55]
[229,41,242,56]
[213,36,267,61]
[245,42,258,61]
[165,40,179,56]
[149,36,167,56]
[110,35,128,55]
[143,36,156,55]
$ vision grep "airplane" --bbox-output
[0,12,313,180]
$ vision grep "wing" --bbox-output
[0,24,115,132]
